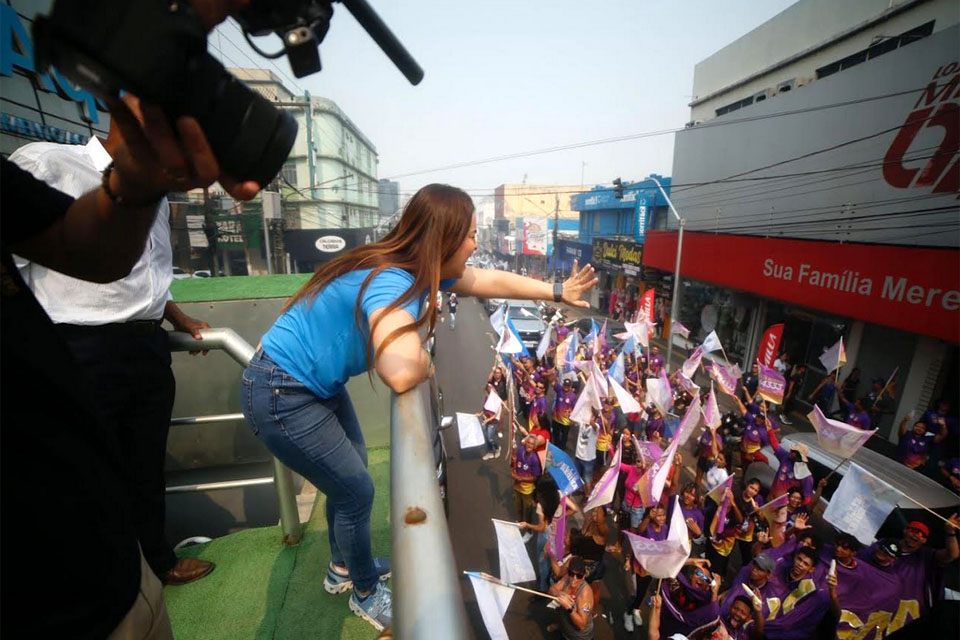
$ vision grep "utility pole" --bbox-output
[552,192,560,281]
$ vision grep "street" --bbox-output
[435,297,634,640]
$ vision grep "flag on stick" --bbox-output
[704,473,734,505]
[545,443,584,497]
[503,317,530,357]
[536,324,553,359]
[492,519,536,584]
[808,405,876,458]
[496,320,525,355]
[483,389,503,418]
[675,394,702,447]
[707,362,738,396]
[702,330,723,353]
[456,412,486,449]
[753,493,790,529]
[609,352,625,385]
[609,376,642,415]
[671,321,690,339]
[550,501,567,562]
[636,435,679,507]
[819,337,847,374]
[466,573,514,640]
[583,439,623,512]
[676,372,700,398]
[702,382,721,430]
[623,496,691,578]
[823,463,901,545]
[681,345,704,379]
[490,303,507,336]
[757,361,786,404]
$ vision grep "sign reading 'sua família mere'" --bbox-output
[592,238,643,270]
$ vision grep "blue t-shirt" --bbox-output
[262,268,455,398]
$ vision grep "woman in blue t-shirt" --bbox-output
[240,184,597,631]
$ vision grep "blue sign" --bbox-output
[1,113,88,145]
[0,5,103,123]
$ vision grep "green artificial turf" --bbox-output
[165,447,392,640]
[170,274,312,303]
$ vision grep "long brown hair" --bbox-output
[281,183,474,366]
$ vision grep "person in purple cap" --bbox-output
[551,374,578,451]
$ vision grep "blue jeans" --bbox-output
[485,420,499,452]
[241,349,378,592]
[622,500,645,529]
[575,456,595,484]
[536,530,550,592]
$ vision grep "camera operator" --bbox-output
[2,82,260,640]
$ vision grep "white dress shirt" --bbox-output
[11,137,173,324]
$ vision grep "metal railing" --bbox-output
[167,328,302,545]
[390,384,468,639]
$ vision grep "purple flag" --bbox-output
[762,562,832,639]
[757,361,786,404]
[702,382,721,429]
[707,362,738,396]
[808,405,876,458]
[709,487,732,537]
[675,394,702,447]
[549,499,567,562]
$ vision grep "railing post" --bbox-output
[168,329,302,544]
[390,383,467,639]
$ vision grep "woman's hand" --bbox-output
[561,260,598,308]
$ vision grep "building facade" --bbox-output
[569,175,672,317]
[378,179,400,218]
[647,0,959,441]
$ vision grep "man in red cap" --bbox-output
[893,514,960,614]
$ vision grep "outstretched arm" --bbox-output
[451,260,597,307]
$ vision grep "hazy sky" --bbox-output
[213,1,796,199]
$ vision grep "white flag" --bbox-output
[490,303,507,336]
[467,574,513,640]
[570,373,600,424]
[671,321,690,339]
[681,345,704,379]
[702,382,721,430]
[702,330,723,353]
[823,463,901,545]
[493,519,536,584]
[483,390,503,418]
[645,376,673,417]
[624,320,650,348]
[536,324,553,359]
[609,376,642,415]
[675,394,702,447]
[808,405,875,459]
[456,412,486,450]
[819,337,847,374]
[496,324,524,354]
[623,496,691,578]
[583,439,623,512]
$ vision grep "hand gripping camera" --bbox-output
[33,0,423,186]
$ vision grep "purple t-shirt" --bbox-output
[552,384,577,425]
[680,504,705,537]
[646,416,666,441]
[642,523,669,541]
[841,400,872,430]
[897,431,935,467]
[762,560,832,640]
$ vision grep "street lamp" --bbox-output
[645,176,685,374]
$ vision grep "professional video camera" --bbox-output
[33,1,423,186]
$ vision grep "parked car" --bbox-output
[172,266,191,280]
[505,300,546,349]
[484,297,506,314]
[746,432,960,545]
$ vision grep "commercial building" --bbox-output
[645,0,959,439]
[378,179,400,219]
[570,176,672,316]
[492,183,585,278]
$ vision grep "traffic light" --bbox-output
[613,177,623,199]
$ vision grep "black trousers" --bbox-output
[59,321,177,576]
[551,419,571,451]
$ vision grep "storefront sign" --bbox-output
[284,228,374,263]
[315,235,346,252]
[644,231,960,343]
[0,113,87,144]
[0,5,103,123]
[213,214,262,249]
[592,238,643,271]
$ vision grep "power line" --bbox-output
[383,83,942,180]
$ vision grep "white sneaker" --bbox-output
[633,608,643,626]
[623,611,634,632]
[482,451,495,461]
